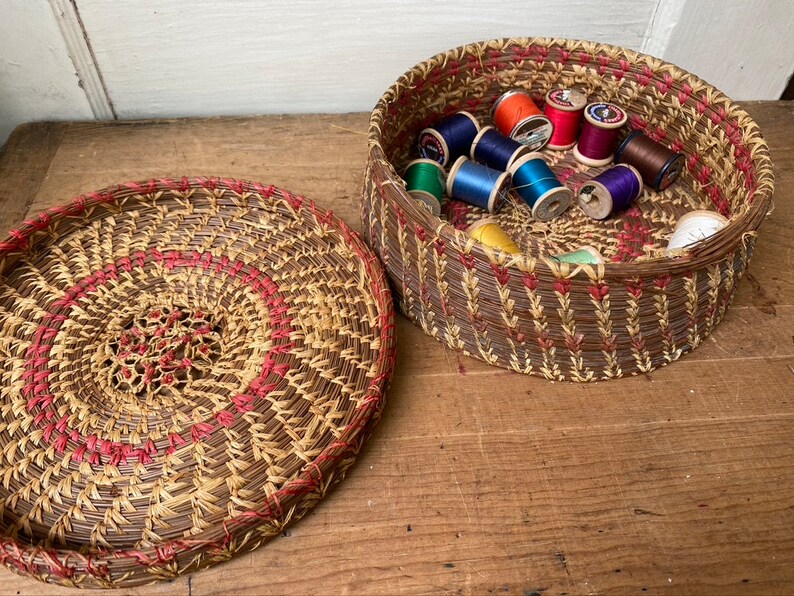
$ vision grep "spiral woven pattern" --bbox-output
[0,178,396,588]
[362,37,774,381]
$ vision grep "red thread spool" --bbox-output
[544,88,587,151]
[573,102,627,167]
[491,90,553,151]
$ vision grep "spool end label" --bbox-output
[546,88,587,110]
[586,103,626,126]
[511,117,553,151]
[418,131,446,165]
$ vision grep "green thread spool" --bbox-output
[552,245,604,264]
[404,158,445,215]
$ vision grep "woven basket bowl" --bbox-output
[0,178,396,588]
[362,37,774,381]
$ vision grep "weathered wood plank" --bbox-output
[0,122,68,232]
[0,103,792,595]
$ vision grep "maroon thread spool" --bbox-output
[614,130,685,191]
[572,102,627,167]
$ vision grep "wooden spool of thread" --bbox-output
[404,158,445,216]
[573,102,628,167]
[552,245,604,265]
[577,164,643,220]
[418,111,481,167]
[508,153,573,221]
[491,90,553,151]
[614,130,685,191]
[470,126,529,171]
[447,156,511,213]
[666,210,729,253]
[544,88,587,150]
[467,218,521,254]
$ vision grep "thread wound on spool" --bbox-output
[467,218,521,254]
[470,126,529,171]
[614,130,685,191]
[666,210,729,252]
[447,156,511,213]
[418,111,481,167]
[544,88,587,151]
[577,164,643,220]
[552,245,604,265]
[573,102,627,167]
[404,158,446,216]
[491,90,553,151]
[509,152,573,222]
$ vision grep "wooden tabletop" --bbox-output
[0,102,792,595]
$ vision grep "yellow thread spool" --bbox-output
[467,218,521,254]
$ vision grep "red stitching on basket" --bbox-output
[21,247,296,466]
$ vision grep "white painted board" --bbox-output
[0,0,93,145]
[75,0,658,118]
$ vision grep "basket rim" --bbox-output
[367,36,774,277]
[0,177,397,577]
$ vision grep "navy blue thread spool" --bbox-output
[446,156,511,213]
[418,111,481,167]
[508,153,573,221]
[470,126,530,171]
[614,130,685,191]
[577,164,643,220]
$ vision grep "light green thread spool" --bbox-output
[404,158,445,215]
[552,245,604,265]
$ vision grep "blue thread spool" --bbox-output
[470,126,529,171]
[508,153,573,221]
[446,156,511,213]
[418,111,481,167]
[577,164,643,220]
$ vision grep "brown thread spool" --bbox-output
[614,130,685,191]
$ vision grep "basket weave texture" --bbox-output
[0,178,396,588]
[362,37,773,381]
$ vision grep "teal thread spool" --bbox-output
[508,153,573,221]
[552,246,604,265]
[404,158,445,215]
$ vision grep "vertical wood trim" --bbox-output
[49,0,116,120]
[640,0,688,57]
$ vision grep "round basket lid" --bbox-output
[0,178,396,588]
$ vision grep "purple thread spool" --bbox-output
[577,164,643,220]
[573,102,627,167]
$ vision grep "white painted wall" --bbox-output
[0,0,792,147]
[0,0,93,145]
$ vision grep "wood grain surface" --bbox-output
[0,102,791,595]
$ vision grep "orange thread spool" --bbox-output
[491,90,553,151]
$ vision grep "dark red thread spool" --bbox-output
[544,88,587,151]
[491,90,553,151]
[573,102,627,167]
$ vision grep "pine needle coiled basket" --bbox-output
[362,37,774,381]
[0,178,396,588]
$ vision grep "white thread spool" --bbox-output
[666,210,729,253]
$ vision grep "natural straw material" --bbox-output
[0,178,396,588]
[363,37,774,381]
